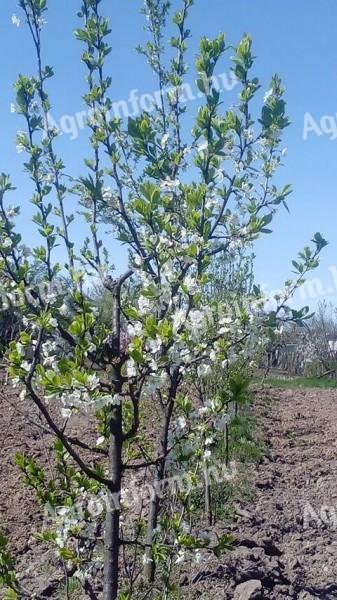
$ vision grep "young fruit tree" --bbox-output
[0,0,326,598]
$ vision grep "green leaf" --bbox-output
[130,348,144,364]
[3,589,18,600]
[213,534,234,557]
[59,547,76,561]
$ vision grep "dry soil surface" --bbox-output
[191,387,337,599]
[2,383,337,599]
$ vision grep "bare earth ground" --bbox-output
[191,387,337,599]
[0,377,66,596]
[1,382,337,599]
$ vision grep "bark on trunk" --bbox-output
[103,404,122,600]
[204,465,212,525]
[225,421,229,467]
[144,470,163,582]
[144,397,175,582]
[103,280,123,599]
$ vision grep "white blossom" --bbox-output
[160,177,180,193]
[133,255,143,267]
[61,407,72,418]
[160,133,169,148]
[264,88,273,103]
[2,238,13,249]
[197,363,211,378]
[127,322,142,338]
[205,436,214,446]
[11,14,20,27]
[111,393,122,406]
[37,16,48,28]
[197,140,208,152]
[19,389,27,401]
[216,414,229,432]
[138,295,151,314]
[5,206,16,219]
[59,302,71,317]
[183,274,199,295]
[87,373,99,390]
[214,169,224,183]
[126,359,137,378]
[243,128,254,142]
[175,550,186,564]
[148,336,162,354]
[177,416,187,430]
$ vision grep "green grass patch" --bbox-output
[264,376,337,389]
[56,577,83,600]
[228,414,265,462]
[188,404,265,525]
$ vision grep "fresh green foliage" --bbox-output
[0,532,18,598]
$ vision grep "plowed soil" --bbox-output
[191,387,337,599]
[1,380,337,599]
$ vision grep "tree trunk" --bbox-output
[103,404,122,600]
[103,280,123,599]
[225,421,229,467]
[144,396,175,582]
[204,465,212,525]
[144,470,163,582]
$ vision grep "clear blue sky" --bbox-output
[1,0,337,309]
